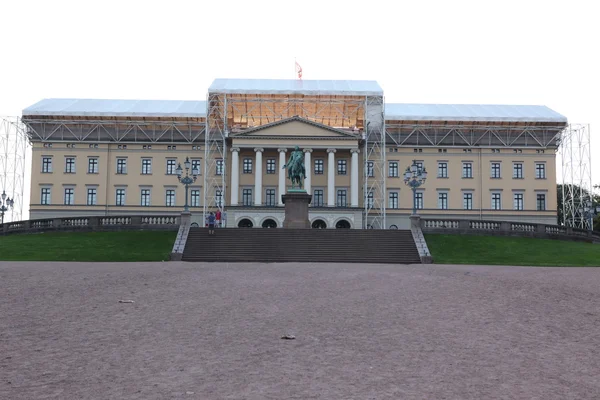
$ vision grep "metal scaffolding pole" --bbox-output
[203,93,227,224]
[364,96,386,229]
[559,123,593,228]
[0,117,27,222]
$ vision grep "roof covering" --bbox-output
[208,78,384,96]
[384,103,567,123]
[22,99,207,118]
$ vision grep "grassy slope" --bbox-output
[425,234,600,267]
[0,231,176,262]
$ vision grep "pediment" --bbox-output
[231,116,358,139]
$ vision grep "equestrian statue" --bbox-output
[282,145,306,190]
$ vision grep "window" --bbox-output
[415,192,424,210]
[366,161,374,177]
[142,159,152,175]
[87,188,97,205]
[191,159,201,175]
[64,188,74,205]
[535,163,546,179]
[41,188,51,205]
[216,159,223,175]
[314,159,324,175]
[65,158,75,173]
[513,163,523,179]
[266,159,276,174]
[191,190,200,207]
[141,189,151,206]
[88,158,98,174]
[42,157,52,173]
[116,158,127,174]
[116,189,125,206]
[215,190,223,207]
[491,193,502,210]
[242,188,253,206]
[438,192,448,210]
[336,189,347,207]
[462,162,473,178]
[367,191,374,208]
[313,189,324,207]
[166,159,177,175]
[438,162,448,178]
[389,192,398,209]
[337,159,347,175]
[388,161,399,177]
[165,189,175,207]
[265,189,276,206]
[463,193,473,210]
[491,163,501,178]
[243,158,253,174]
[536,194,546,211]
[514,193,524,210]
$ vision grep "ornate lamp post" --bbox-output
[1,190,14,224]
[403,160,427,215]
[578,200,597,231]
[176,157,199,212]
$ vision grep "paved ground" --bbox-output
[1,261,600,400]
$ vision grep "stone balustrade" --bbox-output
[420,218,600,243]
[1,215,180,235]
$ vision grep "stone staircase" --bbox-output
[181,228,422,264]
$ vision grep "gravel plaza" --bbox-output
[1,261,600,399]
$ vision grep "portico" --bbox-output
[226,116,364,228]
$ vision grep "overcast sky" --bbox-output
[0,0,598,217]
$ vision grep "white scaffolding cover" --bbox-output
[208,79,384,96]
[22,99,207,118]
[385,103,567,123]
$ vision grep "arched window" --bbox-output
[389,224,398,230]
[261,219,277,228]
[335,220,351,229]
[311,219,327,229]
[238,218,254,228]
[191,222,199,228]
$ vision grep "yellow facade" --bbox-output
[29,117,558,228]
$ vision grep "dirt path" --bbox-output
[1,261,599,399]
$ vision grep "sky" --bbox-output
[0,0,598,219]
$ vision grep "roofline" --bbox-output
[232,115,358,137]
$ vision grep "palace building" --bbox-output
[22,78,567,229]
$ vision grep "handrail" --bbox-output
[420,218,600,242]
[1,215,180,235]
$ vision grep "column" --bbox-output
[254,148,263,206]
[327,148,336,206]
[230,147,240,206]
[351,149,360,207]
[278,148,287,205]
[303,148,312,194]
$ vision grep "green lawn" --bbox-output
[0,231,176,262]
[425,234,600,267]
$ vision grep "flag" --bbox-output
[295,61,303,80]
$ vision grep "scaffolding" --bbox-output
[203,93,228,223]
[364,95,386,229]
[0,117,28,222]
[559,123,593,229]
[203,90,387,228]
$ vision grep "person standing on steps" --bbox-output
[216,209,222,228]
[208,212,216,235]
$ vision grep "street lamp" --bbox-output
[578,199,596,231]
[1,190,14,224]
[176,157,199,212]
[403,160,427,215]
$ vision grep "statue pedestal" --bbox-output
[282,191,312,229]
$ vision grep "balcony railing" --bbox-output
[420,218,600,243]
[1,215,180,235]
